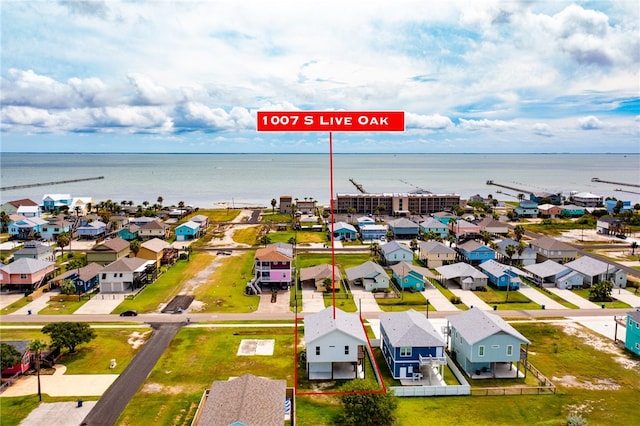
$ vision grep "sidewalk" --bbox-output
[423,286,459,312]
[518,284,567,310]
[301,288,326,313]
[350,288,381,313]
[17,401,97,426]
[448,288,493,310]
[10,291,57,315]
[74,293,130,315]
[613,288,640,308]
[0,293,23,311]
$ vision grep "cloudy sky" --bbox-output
[1,0,638,153]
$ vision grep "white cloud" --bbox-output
[406,113,454,130]
[577,116,604,130]
[532,123,553,137]
[458,118,515,131]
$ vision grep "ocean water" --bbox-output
[1,153,639,208]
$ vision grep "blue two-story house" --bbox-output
[478,260,522,290]
[77,220,107,239]
[419,217,448,238]
[389,262,433,291]
[380,241,413,265]
[447,307,530,379]
[456,240,495,266]
[51,263,103,293]
[380,310,446,380]
[330,222,357,241]
[514,200,539,218]
[175,221,201,241]
[624,308,640,356]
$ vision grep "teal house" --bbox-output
[560,204,586,217]
[175,220,201,241]
[389,262,433,291]
[330,221,357,241]
[118,224,140,241]
[625,309,640,356]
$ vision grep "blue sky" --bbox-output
[1,0,638,153]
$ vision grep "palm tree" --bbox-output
[481,231,492,245]
[631,241,638,256]
[370,242,381,261]
[259,234,271,247]
[0,211,9,233]
[271,198,277,214]
[157,196,163,209]
[29,339,48,401]
[56,232,71,257]
[505,244,516,266]
[130,240,141,257]
[514,225,525,242]
[410,239,419,252]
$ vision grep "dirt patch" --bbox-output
[128,330,152,349]
[555,322,640,370]
[237,339,275,356]
[141,382,183,394]
[552,375,621,390]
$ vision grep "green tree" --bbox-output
[0,342,22,371]
[60,279,77,295]
[370,242,381,261]
[338,379,398,426]
[157,196,163,208]
[410,238,419,252]
[0,211,10,233]
[631,241,638,256]
[130,239,142,256]
[259,234,271,247]
[589,280,613,302]
[29,339,48,401]
[481,231,492,245]
[56,231,71,257]
[271,198,277,214]
[42,322,96,353]
[505,244,517,266]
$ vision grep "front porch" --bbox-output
[468,361,525,379]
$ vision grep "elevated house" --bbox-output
[86,238,131,266]
[565,256,627,288]
[380,241,414,265]
[537,204,562,218]
[190,214,210,230]
[50,262,103,294]
[624,309,640,356]
[42,194,72,212]
[304,307,368,380]
[478,216,508,236]
[8,215,47,240]
[530,192,562,205]
[253,244,293,290]
[359,224,388,241]
[16,205,40,218]
[571,192,603,208]
[299,264,342,292]
[138,219,171,240]
[76,220,107,239]
[495,238,536,266]
[514,200,539,218]
[418,241,456,268]
[448,219,480,240]
[279,195,293,214]
[528,236,577,263]
[13,241,55,262]
[195,374,288,426]
[379,310,446,380]
[596,217,626,236]
[40,216,73,241]
[70,197,93,216]
[605,199,632,214]
[138,238,174,268]
[0,258,55,290]
[1,340,31,376]
[478,260,522,290]
[390,262,434,291]
[436,262,488,291]
[419,217,449,238]
[447,307,530,379]
[388,218,420,240]
[99,257,155,293]
[329,221,357,241]
[523,260,583,289]
[456,240,496,266]
[356,216,375,227]
[175,220,201,241]
[560,204,586,218]
[345,261,389,292]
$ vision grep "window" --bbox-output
[507,345,513,356]
[478,346,485,357]
[315,346,320,356]
[635,343,639,350]
[400,347,411,357]
[102,274,106,279]
[344,346,349,355]
[20,274,27,279]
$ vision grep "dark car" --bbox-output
[119,310,138,317]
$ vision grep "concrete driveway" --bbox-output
[448,288,493,310]
[74,293,130,315]
[546,288,601,309]
[350,288,381,313]
[301,288,326,313]
[0,365,117,397]
[518,284,567,310]
[422,286,459,312]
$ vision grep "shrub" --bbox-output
[450,296,461,304]
[567,413,588,426]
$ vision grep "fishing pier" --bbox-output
[1,176,105,191]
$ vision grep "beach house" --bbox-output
[624,309,640,356]
[345,261,389,292]
[418,241,456,268]
[253,244,293,289]
[478,260,522,290]
[388,218,420,239]
[456,240,496,266]
[389,262,434,291]
[299,264,342,292]
[435,263,488,291]
[0,258,55,290]
[380,241,414,265]
[528,236,577,263]
[523,260,583,289]
[564,256,627,288]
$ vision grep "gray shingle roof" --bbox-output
[198,374,286,426]
[380,309,444,348]
[390,262,435,280]
[565,256,612,276]
[304,307,367,345]
[299,264,341,282]
[447,307,530,345]
[524,260,569,277]
[436,262,487,279]
[345,261,387,282]
[101,257,150,272]
[529,235,576,252]
[0,258,54,274]
[419,241,455,255]
[380,240,412,256]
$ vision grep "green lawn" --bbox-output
[37,296,91,315]
[572,288,632,309]
[376,291,430,312]
[473,285,540,310]
[522,279,580,309]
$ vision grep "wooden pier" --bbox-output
[591,177,640,188]
[349,178,367,194]
[1,176,104,191]
[485,180,529,194]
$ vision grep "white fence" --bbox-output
[390,355,471,397]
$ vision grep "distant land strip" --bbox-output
[1,176,104,191]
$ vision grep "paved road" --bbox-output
[80,322,183,426]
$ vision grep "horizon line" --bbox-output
[1,151,638,155]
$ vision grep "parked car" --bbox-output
[119,310,138,317]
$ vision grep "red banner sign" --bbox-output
[257,111,404,132]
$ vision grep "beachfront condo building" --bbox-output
[334,192,460,216]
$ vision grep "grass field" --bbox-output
[473,285,541,310]
[572,288,632,309]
